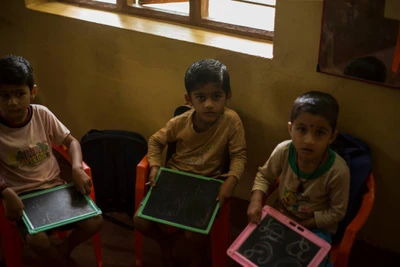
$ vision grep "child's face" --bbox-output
[0,84,36,123]
[185,83,230,126]
[288,112,337,163]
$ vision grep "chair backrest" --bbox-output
[80,130,148,217]
[329,132,372,239]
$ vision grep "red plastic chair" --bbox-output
[264,173,375,267]
[134,155,231,267]
[0,144,104,267]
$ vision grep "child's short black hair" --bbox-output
[291,91,339,131]
[344,56,386,83]
[184,59,231,95]
[0,54,34,90]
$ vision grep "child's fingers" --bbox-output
[84,184,91,195]
[248,211,261,225]
[257,211,262,224]
[78,185,86,195]
[149,173,157,187]
[249,215,257,224]
[84,176,92,194]
[251,214,257,224]
[18,209,23,219]
[216,194,226,206]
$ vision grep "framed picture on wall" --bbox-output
[317,0,400,89]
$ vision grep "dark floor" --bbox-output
[21,197,400,267]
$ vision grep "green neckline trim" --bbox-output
[289,142,335,180]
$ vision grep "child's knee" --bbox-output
[133,214,154,233]
[26,232,51,250]
[184,230,207,243]
[76,215,103,234]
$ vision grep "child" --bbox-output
[343,56,387,83]
[247,91,350,266]
[133,59,247,267]
[0,55,103,266]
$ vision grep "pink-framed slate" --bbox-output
[227,205,331,267]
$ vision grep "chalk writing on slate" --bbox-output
[140,169,222,231]
[237,215,320,266]
[22,186,95,228]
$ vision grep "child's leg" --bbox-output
[25,232,68,267]
[16,220,67,266]
[311,229,333,267]
[57,215,103,259]
[133,210,174,267]
[184,230,208,267]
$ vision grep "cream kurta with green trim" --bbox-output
[252,140,350,233]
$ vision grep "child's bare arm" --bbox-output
[216,176,237,206]
[299,217,317,229]
[63,135,83,169]
[63,135,92,195]
[247,190,264,224]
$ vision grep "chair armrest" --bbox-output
[135,155,150,211]
[335,173,375,266]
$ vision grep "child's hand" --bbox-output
[247,190,264,224]
[2,188,24,221]
[72,167,92,195]
[149,166,160,187]
[247,201,262,224]
[216,176,237,206]
[298,217,317,230]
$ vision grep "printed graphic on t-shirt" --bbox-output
[185,143,213,166]
[281,187,310,214]
[7,141,50,168]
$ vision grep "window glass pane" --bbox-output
[137,0,189,15]
[93,0,117,4]
[206,0,275,31]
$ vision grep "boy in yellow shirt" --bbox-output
[133,59,247,266]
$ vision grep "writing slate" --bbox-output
[138,167,223,234]
[228,206,331,267]
[20,184,102,234]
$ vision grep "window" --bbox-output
[61,0,275,40]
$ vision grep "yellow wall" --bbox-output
[1,0,400,253]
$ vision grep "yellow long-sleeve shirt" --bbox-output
[147,108,247,180]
